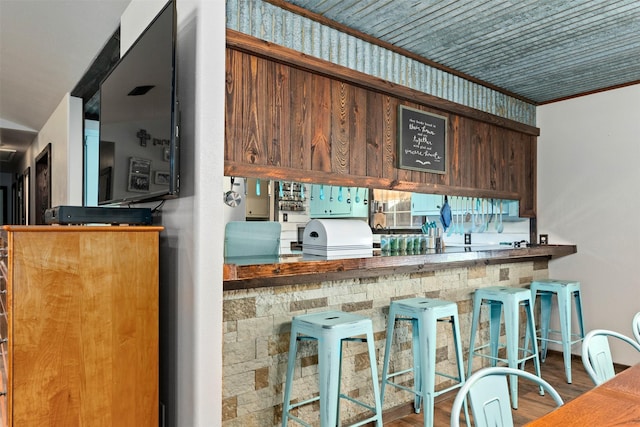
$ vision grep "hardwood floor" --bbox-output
[384,351,599,426]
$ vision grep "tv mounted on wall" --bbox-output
[98,0,179,205]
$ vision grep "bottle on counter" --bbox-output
[427,227,436,249]
[381,235,390,253]
[405,234,414,253]
[389,235,398,253]
[419,235,427,253]
[398,234,407,253]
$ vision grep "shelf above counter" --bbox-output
[223,244,576,291]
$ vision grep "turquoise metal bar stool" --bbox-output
[526,279,585,383]
[467,286,542,409]
[282,310,383,427]
[380,297,466,427]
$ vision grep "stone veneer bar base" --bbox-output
[222,259,549,426]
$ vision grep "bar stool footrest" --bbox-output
[286,395,320,412]
[340,394,378,414]
[471,352,537,365]
[385,367,415,381]
[537,329,583,345]
[285,383,380,425]
[349,414,384,427]
[384,380,417,396]
[471,342,539,365]
[384,370,464,397]
[283,413,312,427]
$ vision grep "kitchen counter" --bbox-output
[222,243,574,425]
[223,244,576,290]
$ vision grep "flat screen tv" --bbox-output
[98,0,178,205]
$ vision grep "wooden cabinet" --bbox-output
[0,225,162,427]
[0,235,7,424]
[225,41,539,218]
[410,193,444,216]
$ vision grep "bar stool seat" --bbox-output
[527,279,585,383]
[380,297,466,427]
[282,310,383,427]
[467,286,543,409]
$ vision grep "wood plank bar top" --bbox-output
[526,363,640,426]
[223,244,576,290]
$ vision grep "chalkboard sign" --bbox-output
[397,105,447,174]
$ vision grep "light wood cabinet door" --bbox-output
[2,226,161,427]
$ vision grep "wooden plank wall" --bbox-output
[225,47,536,217]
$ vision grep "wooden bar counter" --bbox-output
[223,244,576,290]
[222,243,577,425]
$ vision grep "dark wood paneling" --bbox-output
[224,48,241,163]
[289,67,312,171]
[451,116,464,187]
[383,95,399,184]
[365,90,384,180]
[331,80,350,174]
[523,135,537,216]
[269,62,290,167]
[240,54,263,164]
[349,86,368,177]
[225,39,538,216]
[310,73,332,172]
[258,57,275,166]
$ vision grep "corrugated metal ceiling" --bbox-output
[280,0,640,104]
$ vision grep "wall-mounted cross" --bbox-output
[137,129,151,147]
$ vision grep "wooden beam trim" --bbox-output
[226,29,540,137]
[224,161,521,200]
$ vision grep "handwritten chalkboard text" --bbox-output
[398,106,447,173]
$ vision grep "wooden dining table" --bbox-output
[526,363,640,426]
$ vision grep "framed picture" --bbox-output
[128,157,151,192]
[128,174,150,193]
[129,157,151,175]
[35,143,52,224]
[397,105,447,174]
[154,171,171,185]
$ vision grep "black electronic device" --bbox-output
[45,206,153,225]
[98,0,179,205]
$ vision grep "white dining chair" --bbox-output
[633,312,640,344]
[581,329,640,385]
[450,367,564,427]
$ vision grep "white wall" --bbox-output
[120,1,225,425]
[22,93,83,222]
[537,84,640,365]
